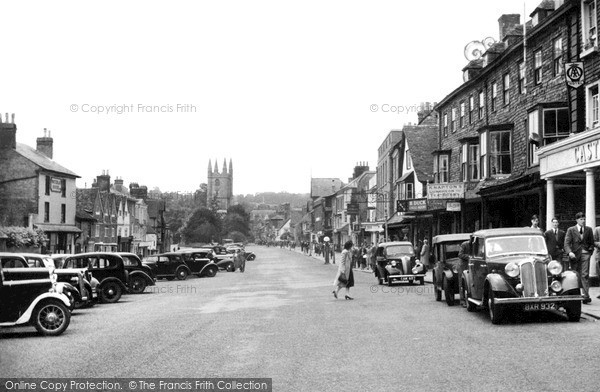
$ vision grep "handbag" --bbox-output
[338,272,348,284]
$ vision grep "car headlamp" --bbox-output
[452,265,458,274]
[412,263,423,274]
[547,260,563,276]
[505,262,519,278]
[391,260,397,267]
[550,280,562,292]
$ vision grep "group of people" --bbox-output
[534,212,600,304]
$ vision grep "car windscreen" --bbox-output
[443,243,463,260]
[485,235,548,258]
[385,245,415,257]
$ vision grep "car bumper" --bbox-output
[388,274,425,283]
[494,295,583,304]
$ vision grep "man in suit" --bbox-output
[564,212,594,304]
[544,217,566,270]
[594,226,600,300]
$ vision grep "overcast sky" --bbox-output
[0,0,537,195]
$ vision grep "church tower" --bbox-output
[207,158,233,211]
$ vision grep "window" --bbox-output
[553,38,563,76]
[503,73,510,105]
[479,90,485,119]
[61,204,66,223]
[45,175,50,196]
[105,227,109,237]
[443,113,448,136]
[469,95,474,124]
[534,49,543,85]
[588,83,599,128]
[489,130,512,176]
[61,179,66,197]
[461,144,468,182]
[543,108,570,143]
[437,155,449,183]
[528,112,539,166]
[406,183,414,199]
[480,132,487,178]
[460,102,465,128]
[491,82,498,111]
[519,61,526,94]
[451,108,457,132]
[95,224,99,238]
[44,202,50,222]
[469,144,480,180]
[406,151,412,170]
[582,0,597,51]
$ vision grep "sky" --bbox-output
[0,0,538,195]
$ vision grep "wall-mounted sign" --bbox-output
[446,202,462,211]
[427,183,465,199]
[408,198,427,211]
[346,203,359,215]
[427,199,446,211]
[564,62,584,88]
[51,178,63,193]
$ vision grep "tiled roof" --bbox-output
[403,125,438,182]
[311,178,344,198]
[16,143,79,178]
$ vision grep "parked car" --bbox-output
[62,253,129,304]
[19,253,97,308]
[461,228,583,324]
[374,241,424,285]
[175,250,219,278]
[195,247,234,272]
[143,253,193,280]
[226,245,255,261]
[0,253,71,336]
[431,234,471,306]
[116,253,156,294]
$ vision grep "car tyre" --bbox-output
[32,299,71,336]
[204,267,217,277]
[100,281,122,303]
[226,263,235,272]
[74,287,90,309]
[129,275,147,294]
[487,288,504,324]
[176,268,189,280]
[247,254,256,261]
[565,300,581,322]
[463,279,476,312]
[443,277,454,306]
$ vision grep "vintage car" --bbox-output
[374,241,424,285]
[432,234,471,306]
[0,254,71,336]
[461,228,583,324]
[116,252,156,294]
[62,253,129,304]
[143,253,191,280]
[19,253,96,308]
[175,250,219,278]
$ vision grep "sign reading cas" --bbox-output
[564,62,584,88]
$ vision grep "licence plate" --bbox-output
[396,277,414,283]
[524,303,556,311]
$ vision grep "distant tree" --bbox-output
[181,208,222,244]
[223,204,250,237]
[226,231,247,243]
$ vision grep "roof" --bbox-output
[15,143,79,178]
[472,227,545,238]
[311,178,344,198]
[432,233,471,244]
[403,125,437,183]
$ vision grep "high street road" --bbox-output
[1,246,598,392]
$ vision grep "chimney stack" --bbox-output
[96,170,111,192]
[0,113,17,150]
[498,14,521,42]
[114,176,125,193]
[36,128,54,159]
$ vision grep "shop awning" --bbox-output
[34,224,82,233]
[386,213,415,227]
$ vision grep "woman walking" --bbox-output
[332,240,355,300]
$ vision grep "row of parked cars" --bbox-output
[373,227,583,324]
[0,244,255,336]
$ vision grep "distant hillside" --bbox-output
[235,192,310,208]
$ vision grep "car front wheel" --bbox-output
[204,267,217,277]
[129,276,147,294]
[176,268,189,280]
[487,288,504,324]
[100,282,122,303]
[32,300,71,336]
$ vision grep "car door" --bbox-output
[469,236,488,300]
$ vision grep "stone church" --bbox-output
[207,159,233,211]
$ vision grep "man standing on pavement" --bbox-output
[594,225,600,299]
[544,217,566,270]
[564,212,594,304]
[458,239,471,307]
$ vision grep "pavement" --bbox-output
[288,246,600,320]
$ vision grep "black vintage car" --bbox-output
[0,253,72,336]
[198,246,235,271]
[62,253,129,304]
[116,253,156,294]
[176,250,219,278]
[374,241,424,285]
[431,234,471,306]
[462,228,583,324]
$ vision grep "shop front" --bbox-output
[538,128,600,280]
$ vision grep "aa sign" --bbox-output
[564,62,584,88]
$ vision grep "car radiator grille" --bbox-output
[520,260,549,297]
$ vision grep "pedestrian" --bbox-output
[564,212,594,304]
[369,242,377,272]
[544,217,566,270]
[530,214,544,233]
[420,239,430,268]
[324,241,330,265]
[332,240,354,300]
[458,240,471,307]
[594,225,600,300]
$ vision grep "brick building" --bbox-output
[0,118,80,253]
[434,1,581,234]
